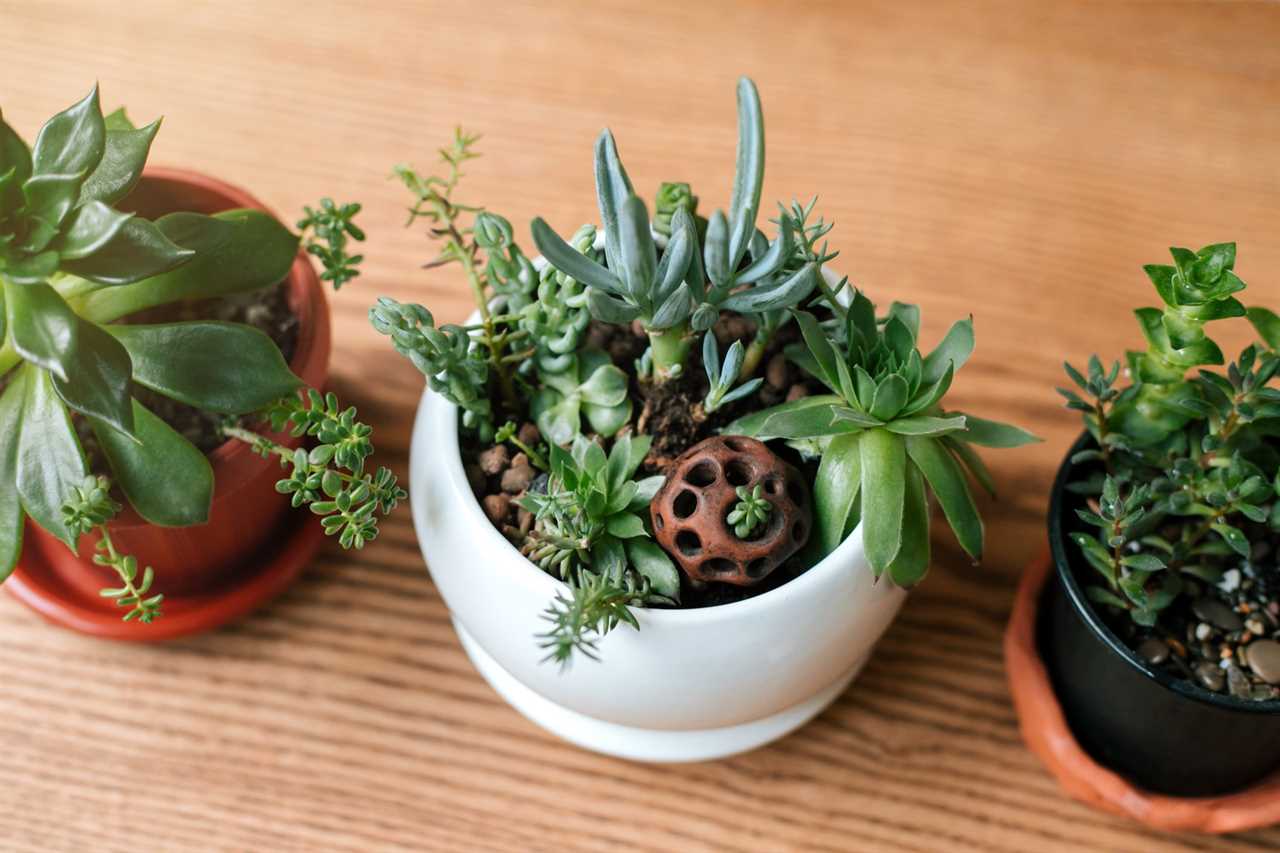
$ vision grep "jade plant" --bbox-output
[0,87,400,621]
[1059,244,1280,700]
[374,77,1031,665]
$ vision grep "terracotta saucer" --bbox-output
[5,512,323,642]
[1005,549,1280,833]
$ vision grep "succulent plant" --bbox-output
[529,348,631,445]
[0,88,396,617]
[1060,243,1280,633]
[702,332,763,414]
[517,434,678,666]
[520,223,595,374]
[729,294,1038,585]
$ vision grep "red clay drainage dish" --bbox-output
[1004,549,1280,833]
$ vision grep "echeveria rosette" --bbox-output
[0,88,302,579]
[727,294,1038,586]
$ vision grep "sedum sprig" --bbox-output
[223,390,405,550]
[727,484,772,539]
[298,198,365,290]
[538,569,644,667]
[61,475,163,623]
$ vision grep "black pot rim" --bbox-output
[1049,431,1280,715]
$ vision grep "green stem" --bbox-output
[452,235,518,412]
[740,331,770,379]
[647,325,691,381]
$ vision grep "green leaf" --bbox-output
[885,415,967,437]
[1248,307,1280,350]
[578,361,629,407]
[728,77,764,265]
[92,399,213,526]
[78,119,160,205]
[22,171,86,235]
[15,367,87,547]
[814,433,861,556]
[626,538,680,603]
[2,250,58,285]
[957,414,1040,448]
[531,388,580,446]
[721,263,817,313]
[60,216,195,286]
[6,281,76,379]
[870,374,909,420]
[922,318,974,385]
[615,196,657,305]
[859,428,905,573]
[727,395,859,440]
[54,200,133,259]
[0,376,27,580]
[886,462,930,587]
[50,319,135,437]
[906,435,983,562]
[73,209,298,322]
[586,289,641,325]
[1211,522,1250,558]
[31,86,105,179]
[943,437,997,498]
[793,311,839,393]
[1120,553,1166,572]
[108,322,300,414]
[1086,586,1128,610]
[0,110,32,185]
[594,129,635,275]
[531,217,624,296]
[605,512,647,539]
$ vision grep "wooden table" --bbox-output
[3,1,1279,849]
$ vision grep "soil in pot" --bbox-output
[462,314,829,610]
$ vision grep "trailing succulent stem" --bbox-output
[298,198,365,290]
[61,475,163,622]
[1062,243,1280,628]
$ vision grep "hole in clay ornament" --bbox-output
[685,461,718,487]
[725,459,752,487]
[675,530,702,556]
[672,490,698,519]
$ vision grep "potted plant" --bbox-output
[0,87,402,638]
[378,78,1035,761]
[1006,242,1280,826]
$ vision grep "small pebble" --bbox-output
[465,464,486,496]
[517,508,534,535]
[1227,663,1253,699]
[478,445,511,476]
[1194,622,1212,641]
[785,385,809,402]
[517,422,541,448]
[501,463,536,494]
[1194,661,1226,692]
[1192,597,1244,632]
[511,452,529,469]
[765,354,789,391]
[1218,569,1242,593]
[1137,637,1170,665]
[481,493,512,525]
[1246,640,1280,685]
[1246,617,1267,636]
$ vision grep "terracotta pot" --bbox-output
[1004,434,1280,832]
[23,168,331,599]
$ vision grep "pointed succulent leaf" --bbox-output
[721,263,817,314]
[729,396,861,440]
[72,209,297,322]
[703,210,731,288]
[956,414,1040,448]
[578,362,629,407]
[736,215,792,284]
[653,218,692,302]
[0,110,32,185]
[50,319,134,437]
[2,250,58,284]
[31,86,105,179]
[626,538,681,603]
[888,302,921,341]
[91,399,213,526]
[860,428,906,573]
[586,288,641,325]
[22,170,86,234]
[906,435,983,562]
[108,322,301,414]
[531,217,624,296]
[605,512,647,539]
[885,415,967,437]
[870,374,909,421]
[60,216,195,285]
[793,310,840,393]
[648,281,694,331]
[922,317,975,385]
[593,129,635,271]
[614,196,657,306]
[15,367,88,548]
[902,362,955,417]
[54,201,133,259]
[6,281,76,379]
[1248,307,1280,350]
[814,433,861,556]
[728,76,764,266]
[886,462,931,587]
[943,437,997,498]
[78,119,160,205]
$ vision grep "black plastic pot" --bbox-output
[1042,433,1280,797]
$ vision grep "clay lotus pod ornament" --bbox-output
[651,436,811,585]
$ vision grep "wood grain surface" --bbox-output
[2,1,1279,850]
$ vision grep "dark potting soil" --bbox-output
[1068,489,1280,703]
[463,314,830,610]
[78,283,299,471]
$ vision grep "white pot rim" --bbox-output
[422,383,884,629]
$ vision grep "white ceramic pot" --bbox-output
[409,380,910,762]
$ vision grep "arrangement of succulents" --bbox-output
[1058,243,1280,701]
[372,77,1036,665]
[0,87,401,622]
